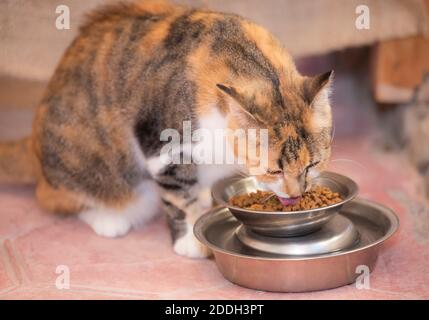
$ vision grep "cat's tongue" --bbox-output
[278,196,300,206]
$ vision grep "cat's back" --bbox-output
[55,0,291,82]
[36,0,296,154]
[32,1,299,202]
[43,1,293,103]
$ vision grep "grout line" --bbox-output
[0,240,21,292]
[3,240,32,285]
[0,285,19,296]
[29,280,232,299]
[33,282,161,299]
[0,240,21,287]
[0,218,58,242]
[1,285,157,300]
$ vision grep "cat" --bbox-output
[0,1,333,258]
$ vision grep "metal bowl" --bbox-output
[212,171,359,237]
[194,198,399,293]
[235,214,360,256]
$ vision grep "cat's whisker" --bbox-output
[330,122,336,144]
[233,168,249,178]
[234,168,250,178]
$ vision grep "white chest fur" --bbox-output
[196,107,242,188]
[145,106,242,188]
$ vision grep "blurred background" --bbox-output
[1,0,429,299]
[1,1,429,194]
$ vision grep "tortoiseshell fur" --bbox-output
[0,1,333,258]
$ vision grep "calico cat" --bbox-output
[0,1,333,258]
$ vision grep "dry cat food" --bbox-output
[229,186,343,212]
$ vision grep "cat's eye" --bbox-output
[267,169,283,176]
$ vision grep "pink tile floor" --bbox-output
[1,74,429,299]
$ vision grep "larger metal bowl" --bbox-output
[212,171,359,237]
[194,198,399,293]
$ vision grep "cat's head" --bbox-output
[217,70,333,198]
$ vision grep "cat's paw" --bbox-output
[173,232,212,258]
[79,210,131,238]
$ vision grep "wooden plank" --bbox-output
[372,36,429,104]
[371,0,429,104]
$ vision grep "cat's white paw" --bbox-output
[173,231,212,258]
[79,210,131,238]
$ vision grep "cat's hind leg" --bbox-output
[78,179,161,238]
[36,177,86,215]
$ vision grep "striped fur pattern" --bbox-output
[0,1,333,258]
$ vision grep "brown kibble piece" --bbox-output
[229,186,343,212]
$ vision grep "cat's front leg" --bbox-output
[154,163,212,258]
[161,189,212,259]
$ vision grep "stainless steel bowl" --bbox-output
[235,214,360,256]
[194,198,399,293]
[211,171,359,237]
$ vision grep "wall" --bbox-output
[0,0,427,81]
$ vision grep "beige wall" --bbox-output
[1,0,428,81]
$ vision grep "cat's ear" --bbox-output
[304,70,334,109]
[216,84,241,102]
[216,83,259,122]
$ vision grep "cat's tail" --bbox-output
[0,137,37,184]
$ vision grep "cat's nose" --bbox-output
[288,184,303,198]
[288,191,302,198]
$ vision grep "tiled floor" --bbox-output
[1,73,429,299]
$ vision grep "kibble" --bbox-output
[229,186,342,212]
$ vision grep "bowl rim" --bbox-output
[194,198,400,261]
[211,171,359,215]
